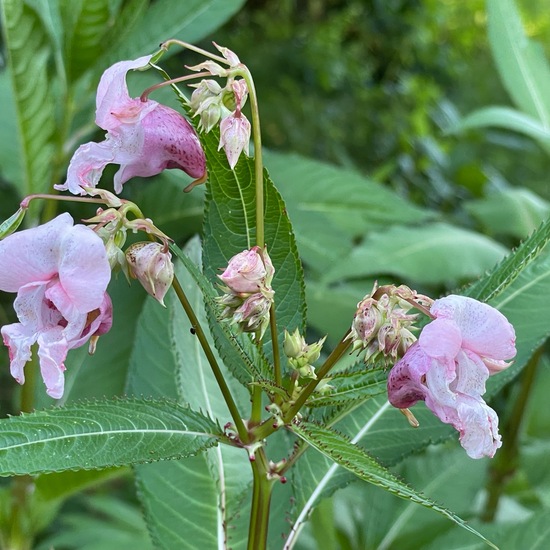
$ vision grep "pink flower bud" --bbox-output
[218,111,251,169]
[233,292,272,337]
[126,242,174,306]
[219,246,273,295]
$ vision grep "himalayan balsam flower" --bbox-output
[387,295,516,459]
[0,213,112,399]
[56,55,206,196]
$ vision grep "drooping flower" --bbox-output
[56,55,206,196]
[387,295,516,458]
[0,213,112,399]
[217,247,274,338]
[126,242,174,306]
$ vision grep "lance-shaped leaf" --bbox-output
[288,421,497,549]
[201,128,307,353]
[0,398,219,476]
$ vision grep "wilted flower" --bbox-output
[217,247,274,338]
[348,283,429,363]
[387,295,516,459]
[56,55,206,196]
[126,242,174,306]
[219,246,273,294]
[0,213,112,398]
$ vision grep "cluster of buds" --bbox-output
[188,44,251,169]
[283,328,326,379]
[83,190,175,306]
[348,283,433,364]
[217,246,275,338]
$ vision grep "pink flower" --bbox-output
[219,246,274,295]
[387,295,516,459]
[0,213,112,398]
[56,56,206,196]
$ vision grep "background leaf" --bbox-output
[487,0,550,129]
[0,0,56,196]
[322,222,508,286]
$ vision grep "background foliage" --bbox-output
[1,0,550,549]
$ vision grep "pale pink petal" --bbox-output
[54,141,115,195]
[456,398,501,459]
[431,295,516,361]
[423,358,460,426]
[13,282,52,330]
[44,282,87,341]
[418,318,462,359]
[0,213,71,291]
[37,327,68,399]
[96,55,152,131]
[1,323,35,385]
[58,224,111,311]
[453,349,489,398]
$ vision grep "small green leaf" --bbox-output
[0,398,219,476]
[305,367,387,408]
[290,421,497,549]
[0,207,26,239]
[322,222,508,286]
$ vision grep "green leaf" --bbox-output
[60,0,112,82]
[322,222,508,286]
[102,0,246,65]
[465,215,550,303]
[289,421,497,549]
[201,132,307,347]
[487,0,550,128]
[450,106,550,147]
[0,398,219,476]
[465,187,550,239]
[263,150,432,272]
[0,0,56,196]
[305,366,387,408]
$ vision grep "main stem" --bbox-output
[247,449,274,550]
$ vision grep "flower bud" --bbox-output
[218,112,251,169]
[232,292,272,337]
[284,329,326,380]
[219,246,273,295]
[126,242,174,305]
